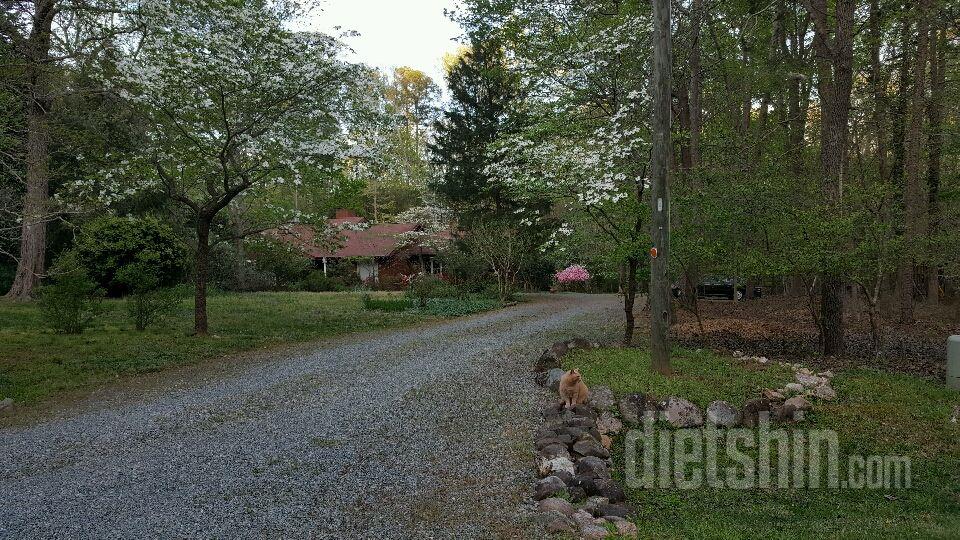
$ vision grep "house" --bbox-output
[273,209,446,285]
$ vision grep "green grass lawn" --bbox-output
[0,291,456,405]
[565,347,960,539]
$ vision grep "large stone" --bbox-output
[552,470,575,485]
[706,400,740,428]
[565,416,596,429]
[545,368,565,392]
[784,382,805,394]
[778,395,812,422]
[570,404,598,420]
[569,476,596,496]
[607,516,639,537]
[538,497,576,517]
[567,486,588,502]
[573,439,610,459]
[761,388,785,401]
[534,476,567,500]
[582,496,610,516]
[796,372,828,388]
[0,397,12,412]
[576,456,610,479]
[541,511,577,534]
[590,386,616,411]
[597,413,624,436]
[559,426,585,442]
[784,395,812,412]
[542,402,565,417]
[572,510,596,526]
[536,424,560,438]
[581,524,611,540]
[593,478,626,503]
[535,436,564,450]
[596,503,631,519]
[741,398,773,428]
[811,383,837,400]
[534,351,562,373]
[600,434,613,449]
[663,397,704,428]
[618,393,659,425]
[539,443,571,461]
[952,406,959,424]
[538,456,576,477]
[554,432,574,446]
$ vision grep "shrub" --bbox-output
[436,248,491,292]
[481,282,516,301]
[74,216,189,297]
[361,294,410,312]
[406,274,456,307]
[245,237,311,289]
[0,263,14,293]
[116,263,183,331]
[303,270,346,292]
[555,264,591,283]
[207,243,276,292]
[37,252,104,334]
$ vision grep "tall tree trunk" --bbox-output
[689,0,703,169]
[785,9,811,175]
[868,0,889,183]
[806,0,855,356]
[649,0,672,375]
[194,218,211,336]
[5,0,56,300]
[926,20,945,305]
[899,0,930,322]
[677,82,692,171]
[623,256,638,345]
[786,73,804,173]
[889,20,912,188]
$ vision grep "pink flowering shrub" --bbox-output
[555,264,591,284]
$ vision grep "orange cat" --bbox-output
[559,368,590,409]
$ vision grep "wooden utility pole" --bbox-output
[650,0,672,375]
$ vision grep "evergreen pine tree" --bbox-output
[429,38,522,216]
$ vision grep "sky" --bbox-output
[307,0,463,91]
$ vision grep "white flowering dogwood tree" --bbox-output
[460,0,653,344]
[81,0,361,334]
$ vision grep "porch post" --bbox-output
[322,257,327,276]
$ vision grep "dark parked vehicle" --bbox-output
[672,277,762,301]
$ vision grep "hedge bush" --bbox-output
[74,216,188,297]
[245,237,311,289]
[37,252,104,334]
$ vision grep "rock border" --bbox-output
[533,339,636,539]
[533,397,636,538]
[531,343,841,538]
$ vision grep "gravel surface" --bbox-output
[0,293,620,539]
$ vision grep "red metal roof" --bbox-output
[274,222,426,258]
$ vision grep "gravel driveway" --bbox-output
[1,293,620,539]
